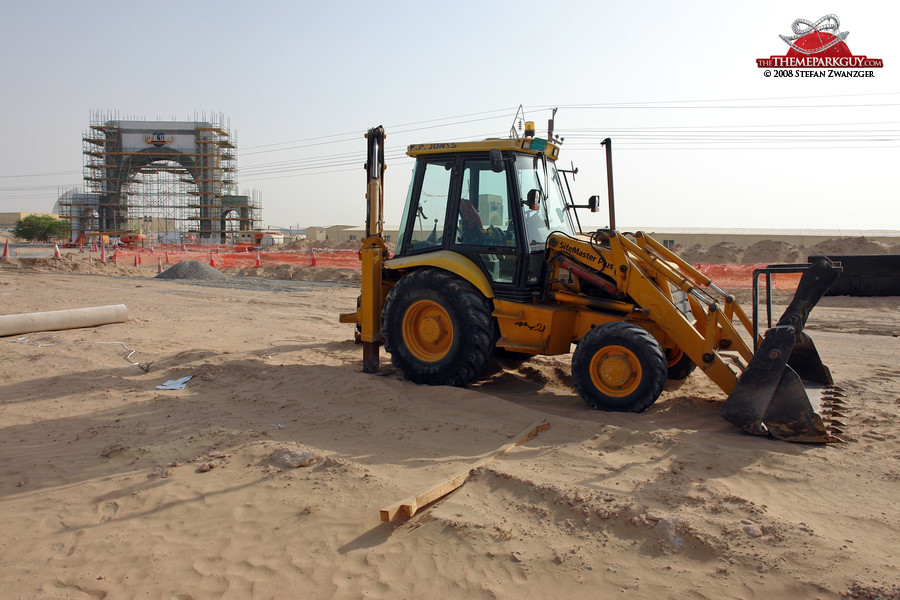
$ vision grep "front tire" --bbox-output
[382,269,497,386]
[572,322,667,412]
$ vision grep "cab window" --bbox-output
[407,160,452,252]
[455,159,516,248]
[516,154,576,248]
[454,158,518,283]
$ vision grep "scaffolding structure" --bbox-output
[58,110,261,244]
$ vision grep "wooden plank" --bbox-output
[379,419,549,522]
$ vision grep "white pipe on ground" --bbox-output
[0,304,128,337]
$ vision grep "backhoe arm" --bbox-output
[361,126,386,373]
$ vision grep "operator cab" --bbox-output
[396,137,577,301]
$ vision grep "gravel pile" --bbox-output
[154,260,352,292]
[155,260,229,281]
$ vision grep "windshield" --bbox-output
[516,153,576,247]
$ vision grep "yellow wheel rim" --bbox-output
[589,344,642,397]
[665,347,683,368]
[402,300,454,362]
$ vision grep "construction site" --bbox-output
[2,112,899,598]
[56,111,261,245]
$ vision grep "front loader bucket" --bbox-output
[720,259,846,443]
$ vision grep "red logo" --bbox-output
[757,15,883,69]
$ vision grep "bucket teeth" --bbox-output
[819,388,849,441]
[824,388,847,399]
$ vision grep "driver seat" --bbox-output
[458,198,484,243]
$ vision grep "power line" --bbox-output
[3,93,897,190]
[0,183,82,192]
[241,107,518,152]
[528,91,900,109]
[242,114,514,156]
[236,93,900,153]
[589,145,900,151]
[542,103,900,110]
[0,170,82,179]
[569,120,900,131]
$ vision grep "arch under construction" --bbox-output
[58,112,261,244]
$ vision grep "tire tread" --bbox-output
[382,269,497,387]
[572,321,667,412]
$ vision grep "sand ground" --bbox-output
[0,248,898,599]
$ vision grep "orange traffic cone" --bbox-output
[100,245,106,263]
[157,258,163,273]
[2,239,8,258]
[138,253,142,265]
[53,243,61,258]
[255,252,261,268]
[113,252,117,264]
[209,253,215,267]
[165,251,170,264]
[133,254,139,267]
[311,249,317,267]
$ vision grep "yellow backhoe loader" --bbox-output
[341,120,845,443]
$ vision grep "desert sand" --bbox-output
[0,240,898,599]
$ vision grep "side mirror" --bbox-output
[526,189,541,211]
[489,149,504,173]
[588,195,600,213]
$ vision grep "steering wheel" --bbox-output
[484,226,506,245]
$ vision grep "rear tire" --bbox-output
[382,269,497,386]
[665,347,697,380]
[572,322,667,412]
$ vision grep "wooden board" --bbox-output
[379,419,550,522]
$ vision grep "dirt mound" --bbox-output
[0,256,142,276]
[227,265,361,284]
[705,242,744,263]
[677,244,707,264]
[680,242,744,264]
[156,260,229,281]
[281,238,361,251]
[281,238,396,253]
[806,236,890,256]
[677,237,896,265]
[743,240,800,264]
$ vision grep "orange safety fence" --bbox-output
[693,264,801,290]
[103,244,802,288]
[111,246,362,269]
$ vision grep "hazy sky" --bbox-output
[1,0,897,231]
